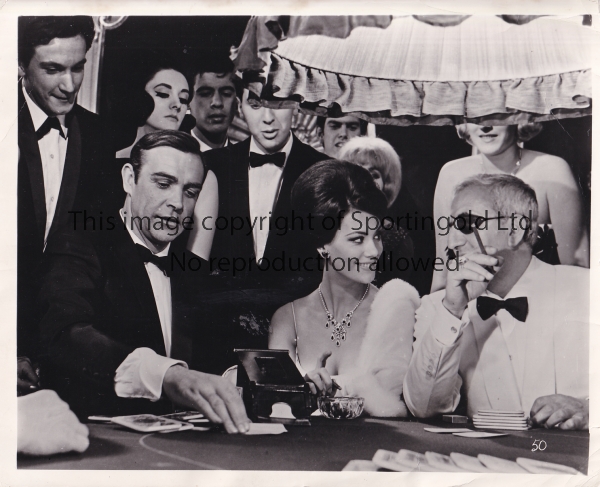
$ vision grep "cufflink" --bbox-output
[451,326,457,333]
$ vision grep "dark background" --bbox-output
[99,16,592,233]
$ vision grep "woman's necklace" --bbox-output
[481,148,522,176]
[318,284,370,347]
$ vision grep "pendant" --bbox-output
[330,319,348,347]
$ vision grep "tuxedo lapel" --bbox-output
[112,227,165,355]
[468,300,522,411]
[230,139,254,258]
[50,110,82,239]
[18,93,46,240]
[519,260,556,414]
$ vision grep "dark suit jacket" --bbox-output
[201,135,328,349]
[36,220,229,418]
[18,84,105,359]
[204,135,328,266]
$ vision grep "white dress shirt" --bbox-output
[114,210,187,401]
[248,134,293,261]
[23,86,68,243]
[191,130,229,152]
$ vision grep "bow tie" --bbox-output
[36,117,66,140]
[135,244,173,277]
[476,296,529,322]
[249,152,286,168]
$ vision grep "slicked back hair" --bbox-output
[19,16,95,68]
[130,130,204,182]
[453,173,539,247]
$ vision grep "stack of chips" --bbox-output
[472,409,529,430]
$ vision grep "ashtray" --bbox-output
[317,396,364,419]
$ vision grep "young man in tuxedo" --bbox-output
[17,17,105,376]
[316,115,367,159]
[202,88,328,348]
[403,174,589,430]
[187,57,238,152]
[37,131,250,433]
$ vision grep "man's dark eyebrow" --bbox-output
[184,182,203,190]
[151,172,178,183]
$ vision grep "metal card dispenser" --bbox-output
[235,349,315,424]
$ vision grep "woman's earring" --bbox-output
[319,248,330,259]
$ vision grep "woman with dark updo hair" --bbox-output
[268,160,419,417]
[112,61,218,259]
[431,122,589,292]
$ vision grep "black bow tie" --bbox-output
[476,296,529,322]
[249,152,286,168]
[36,117,66,140]
[135,244,173,277]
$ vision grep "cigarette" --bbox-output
[472,226,495,275]
[332,379,342,391]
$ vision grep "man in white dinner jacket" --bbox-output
[403,174,589,430]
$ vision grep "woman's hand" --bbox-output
[304,351,335,397]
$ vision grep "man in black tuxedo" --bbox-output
[202,89,328,347]
[18,17,104,378]
[37,131,250,433]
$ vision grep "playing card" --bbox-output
[111,414,184,433]
[478,454,528,473]
[424,427,472,434]
[158,422,195,433]
[516,457,582,475]
[372,450,435,472]
[342,460,380,471]
[473,424,529,431]
[453,431,508,438]
[245,423,287,435]
[478,409,524,415]
[425,451,468,472]
[161,411,205,421]
[395,449,438,471]
[188,418,211,424]
[473,414,527,423]
[450,452,493,473]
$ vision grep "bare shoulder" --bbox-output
[525,150,571,174]
[437,156,481,187]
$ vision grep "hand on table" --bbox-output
[304,351,336,397]
[18,389,89,455]
[163,365,250,434]
[443,248,499,318]
[530,394,588,430]
[17,356,39,396]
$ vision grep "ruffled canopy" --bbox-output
[235,15,592,126]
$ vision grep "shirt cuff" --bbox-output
[430,297,470,346]
[115,347,188,401]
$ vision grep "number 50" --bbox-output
[532,439,547,451]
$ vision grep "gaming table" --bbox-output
[18,417,588,472]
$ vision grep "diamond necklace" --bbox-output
[318,284,370,347]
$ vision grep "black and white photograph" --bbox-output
[3,2,598,485]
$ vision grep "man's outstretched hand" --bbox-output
[163,365,250,434]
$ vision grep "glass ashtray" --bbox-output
[317,396,365,419]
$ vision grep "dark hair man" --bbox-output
[188,57,239,151]
[316,115,368,158]
[38,131,250,433]
[18,16,104,381]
